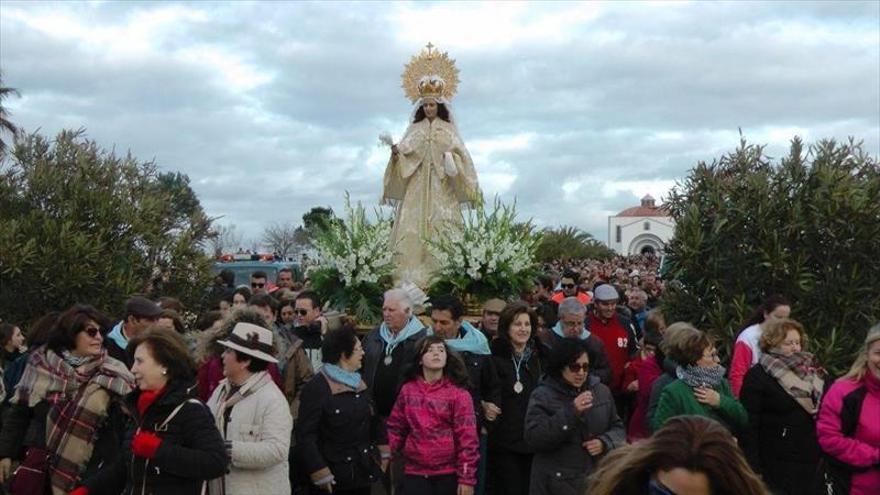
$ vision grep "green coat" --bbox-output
[651,378,748,433]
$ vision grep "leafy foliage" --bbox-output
[0,129,214,324]
[535,226,615,262]
[308,194,395,324]
[661,136,880,375]
[302,207,338,237]
[427,197,541,302]
[0,73,21,156]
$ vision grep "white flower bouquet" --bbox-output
[310,193,396,323]
[427,196,541,302]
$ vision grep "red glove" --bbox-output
[131,430,163,459]
[69,487,89,495]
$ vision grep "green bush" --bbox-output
[0,129,214,326]
[662,136,880,376]
[536,226,615,263]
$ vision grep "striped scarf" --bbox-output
[760,350,825,415]
[14,347,134,494]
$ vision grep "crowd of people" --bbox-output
[0,255,877,495]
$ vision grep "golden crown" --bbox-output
[401,43,460,103]
[418,76,445,98]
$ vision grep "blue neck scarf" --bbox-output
[379,316,425,356]
[429,321,490,355]
[323,363,363,390]
[552,321,590,341]
[107,320,128,350]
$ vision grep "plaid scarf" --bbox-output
[760,350,825,415]
[13,347,134,494]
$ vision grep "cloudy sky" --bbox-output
[2,0,878,246]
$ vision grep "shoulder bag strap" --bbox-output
[158,398,202,431]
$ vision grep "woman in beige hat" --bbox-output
[207,314,293,495]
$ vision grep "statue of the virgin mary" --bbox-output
[382,44,481,287]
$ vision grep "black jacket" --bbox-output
[488,339,544,453]
[104,338,131,369]
[459,350,500,426]
[361,323,427,417]
[740,365,824,494]
[295,371,386,490]
[0,399,128,484]
[83,380,228,495]
[292,322,323,350]
[524,375,625,495]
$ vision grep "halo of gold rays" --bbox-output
[401,42,460,103]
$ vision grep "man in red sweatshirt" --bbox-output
[587,284,638,400]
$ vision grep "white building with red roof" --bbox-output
[607,194,674,255]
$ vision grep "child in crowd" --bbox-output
[386,335,479,495]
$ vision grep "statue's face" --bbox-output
[423,100,438,119]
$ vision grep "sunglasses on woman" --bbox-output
[567,363,590,373]
[82,326,101,338]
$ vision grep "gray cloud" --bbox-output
[1,0,877,247]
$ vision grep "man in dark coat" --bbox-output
[104,296,161,367]
[537,297,612,386]
[360,289,426,495]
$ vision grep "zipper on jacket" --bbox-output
[141,458,149,495]
[781,427,788,438]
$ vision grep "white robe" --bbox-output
[382,117,480,286]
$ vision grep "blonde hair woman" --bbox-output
[816,324,880,495]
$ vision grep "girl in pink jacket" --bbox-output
[386,335,479,495]
[817,324,880,495]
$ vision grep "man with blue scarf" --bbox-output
[361,288,427,495]
[429,295,501,495]
[362,288,428,418]
[537,297,613,386]
[105,296,161,367]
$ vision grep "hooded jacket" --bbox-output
[385,377,479,486]
[430,322,502,427]
[524,374,625,495]
[816,374,880,495]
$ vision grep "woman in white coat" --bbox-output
[207,317,293,495]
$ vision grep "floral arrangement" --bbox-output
[427,196,541,303]
[309,194,396,324]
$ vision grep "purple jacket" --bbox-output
[817,373,880,495]
[386,377,479,486]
